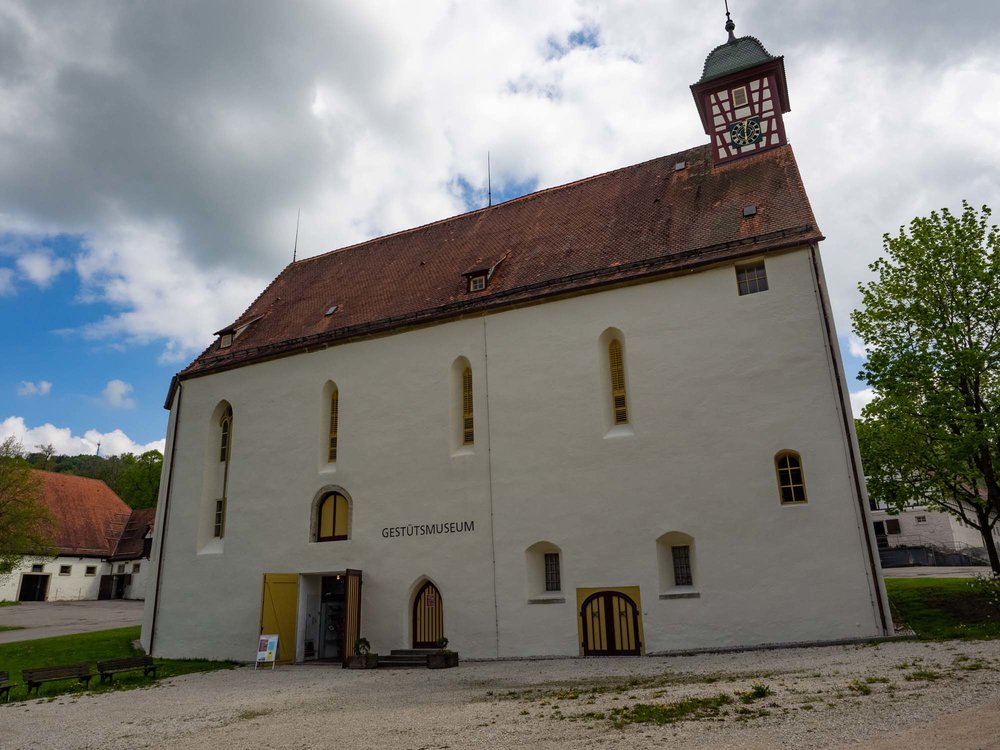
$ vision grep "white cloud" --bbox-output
[16,250,69,288]
[0,267,13,296]
[850,388,877,418]
[0,416,165,457]
[0,2,996,361]
[17,380,52,397]
[847,335,868,359]
[101,379,136,409]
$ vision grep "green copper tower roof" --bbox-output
[699,35,777,83]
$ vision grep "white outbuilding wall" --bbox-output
[0,556,109,602]
[143,246,887,661]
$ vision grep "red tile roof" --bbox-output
[176,142,821,386]
[110,507,156,561]
[35,471,131,558]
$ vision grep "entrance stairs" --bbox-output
[377,649,437,669]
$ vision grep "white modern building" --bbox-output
[0,472,154,602]
[142,20,890,664]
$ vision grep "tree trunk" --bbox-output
[974,505,1000,574]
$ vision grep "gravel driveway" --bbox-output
[0,600,143,643]
[2,638,998,749]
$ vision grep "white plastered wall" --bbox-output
[143,245,887,661]
[0,556,109,601]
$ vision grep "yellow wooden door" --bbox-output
[260,573,298,664]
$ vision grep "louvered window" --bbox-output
[214,497,226,538]
[776,451,807,504]
[608,339,628,425]
[317,492,349,541]
[462,367,474,445]
[328,390,339,462]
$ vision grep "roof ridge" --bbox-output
[293,145,707,267]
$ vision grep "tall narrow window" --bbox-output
[608,339,628,425]
[671,546,693,586]
[462,367,474,445]
[213,498,226,537]
[216,406,233,538]
[219,410,232,462]
[544,552,561,592]
[775,451,807,504]
[328,389,339,462]
[317,492,349,541]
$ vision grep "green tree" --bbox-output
[0,437,54,575]
[852,202,1000,573]
[116,450,163,509]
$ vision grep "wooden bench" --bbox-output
[23,664,92,696]
[96,655,157,684]
[0,670,13,701]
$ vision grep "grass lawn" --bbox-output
[885,577,1000,640]
[0,625,23,632]
[0,601,19,607]
[0,626,234,702]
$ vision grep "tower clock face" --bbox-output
[730,117,762,147]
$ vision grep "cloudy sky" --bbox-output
[1,0,998,455]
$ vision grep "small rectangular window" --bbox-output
[873,521,886,535]
[116,564,126,574]
[220,333,233,348]
[885,519,901,534]
[31,563,44,573]
[59,565,72,576]
[915,515,927,524]
[469,275,486,292]
[544,553,561,592]
[672,546,693,586]
[731,86,748,107]
[736,262,769,296]
[214,497,227,538]
[132,563,141,574]
[85,566,97,576]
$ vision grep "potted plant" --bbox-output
[347,637,379,669]
[427,636,459,669]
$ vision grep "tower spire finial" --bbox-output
[724,0,736,43]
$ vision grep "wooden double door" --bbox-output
[580,590,641,656]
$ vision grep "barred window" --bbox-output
[59,565,71,576]
[671,546,693,586]
[462,367,474,445]
[775,451,807,504]
[736,262,769,295]
[328,388,339,462]
[317,492,349,541]
[214,497,227,538]
[544,552,561,592]
[608,339,628,425]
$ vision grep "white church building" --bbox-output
[142,19,889,664]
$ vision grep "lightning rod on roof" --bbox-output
[487,151,492,208]
[292,209,301,262]
[95,441,101,457]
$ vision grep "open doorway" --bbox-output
[18,573,49,601]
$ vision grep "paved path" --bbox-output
[881,565,993,578]
[0,599,143,643]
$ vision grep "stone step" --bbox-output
[377,655,428,669]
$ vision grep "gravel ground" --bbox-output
[2,638,999,749]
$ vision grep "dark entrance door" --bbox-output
[319,575,346,662]
[412,581,443,648]
[580,591,641,656]
[98,575,114,600]
[18,573,49,602]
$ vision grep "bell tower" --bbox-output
[690,11,791,166]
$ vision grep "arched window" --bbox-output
[657,531,696,593]
[219,407,232,462]
[775,451,807,504]
[525,541,563,599]
[328,387,339,462]
[608,339,628,425]
[317,492,349,541]
[215,406,233,538]
[462,367,474,445]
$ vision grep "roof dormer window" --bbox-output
[468,275,487,292]
[220,333,233,349]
